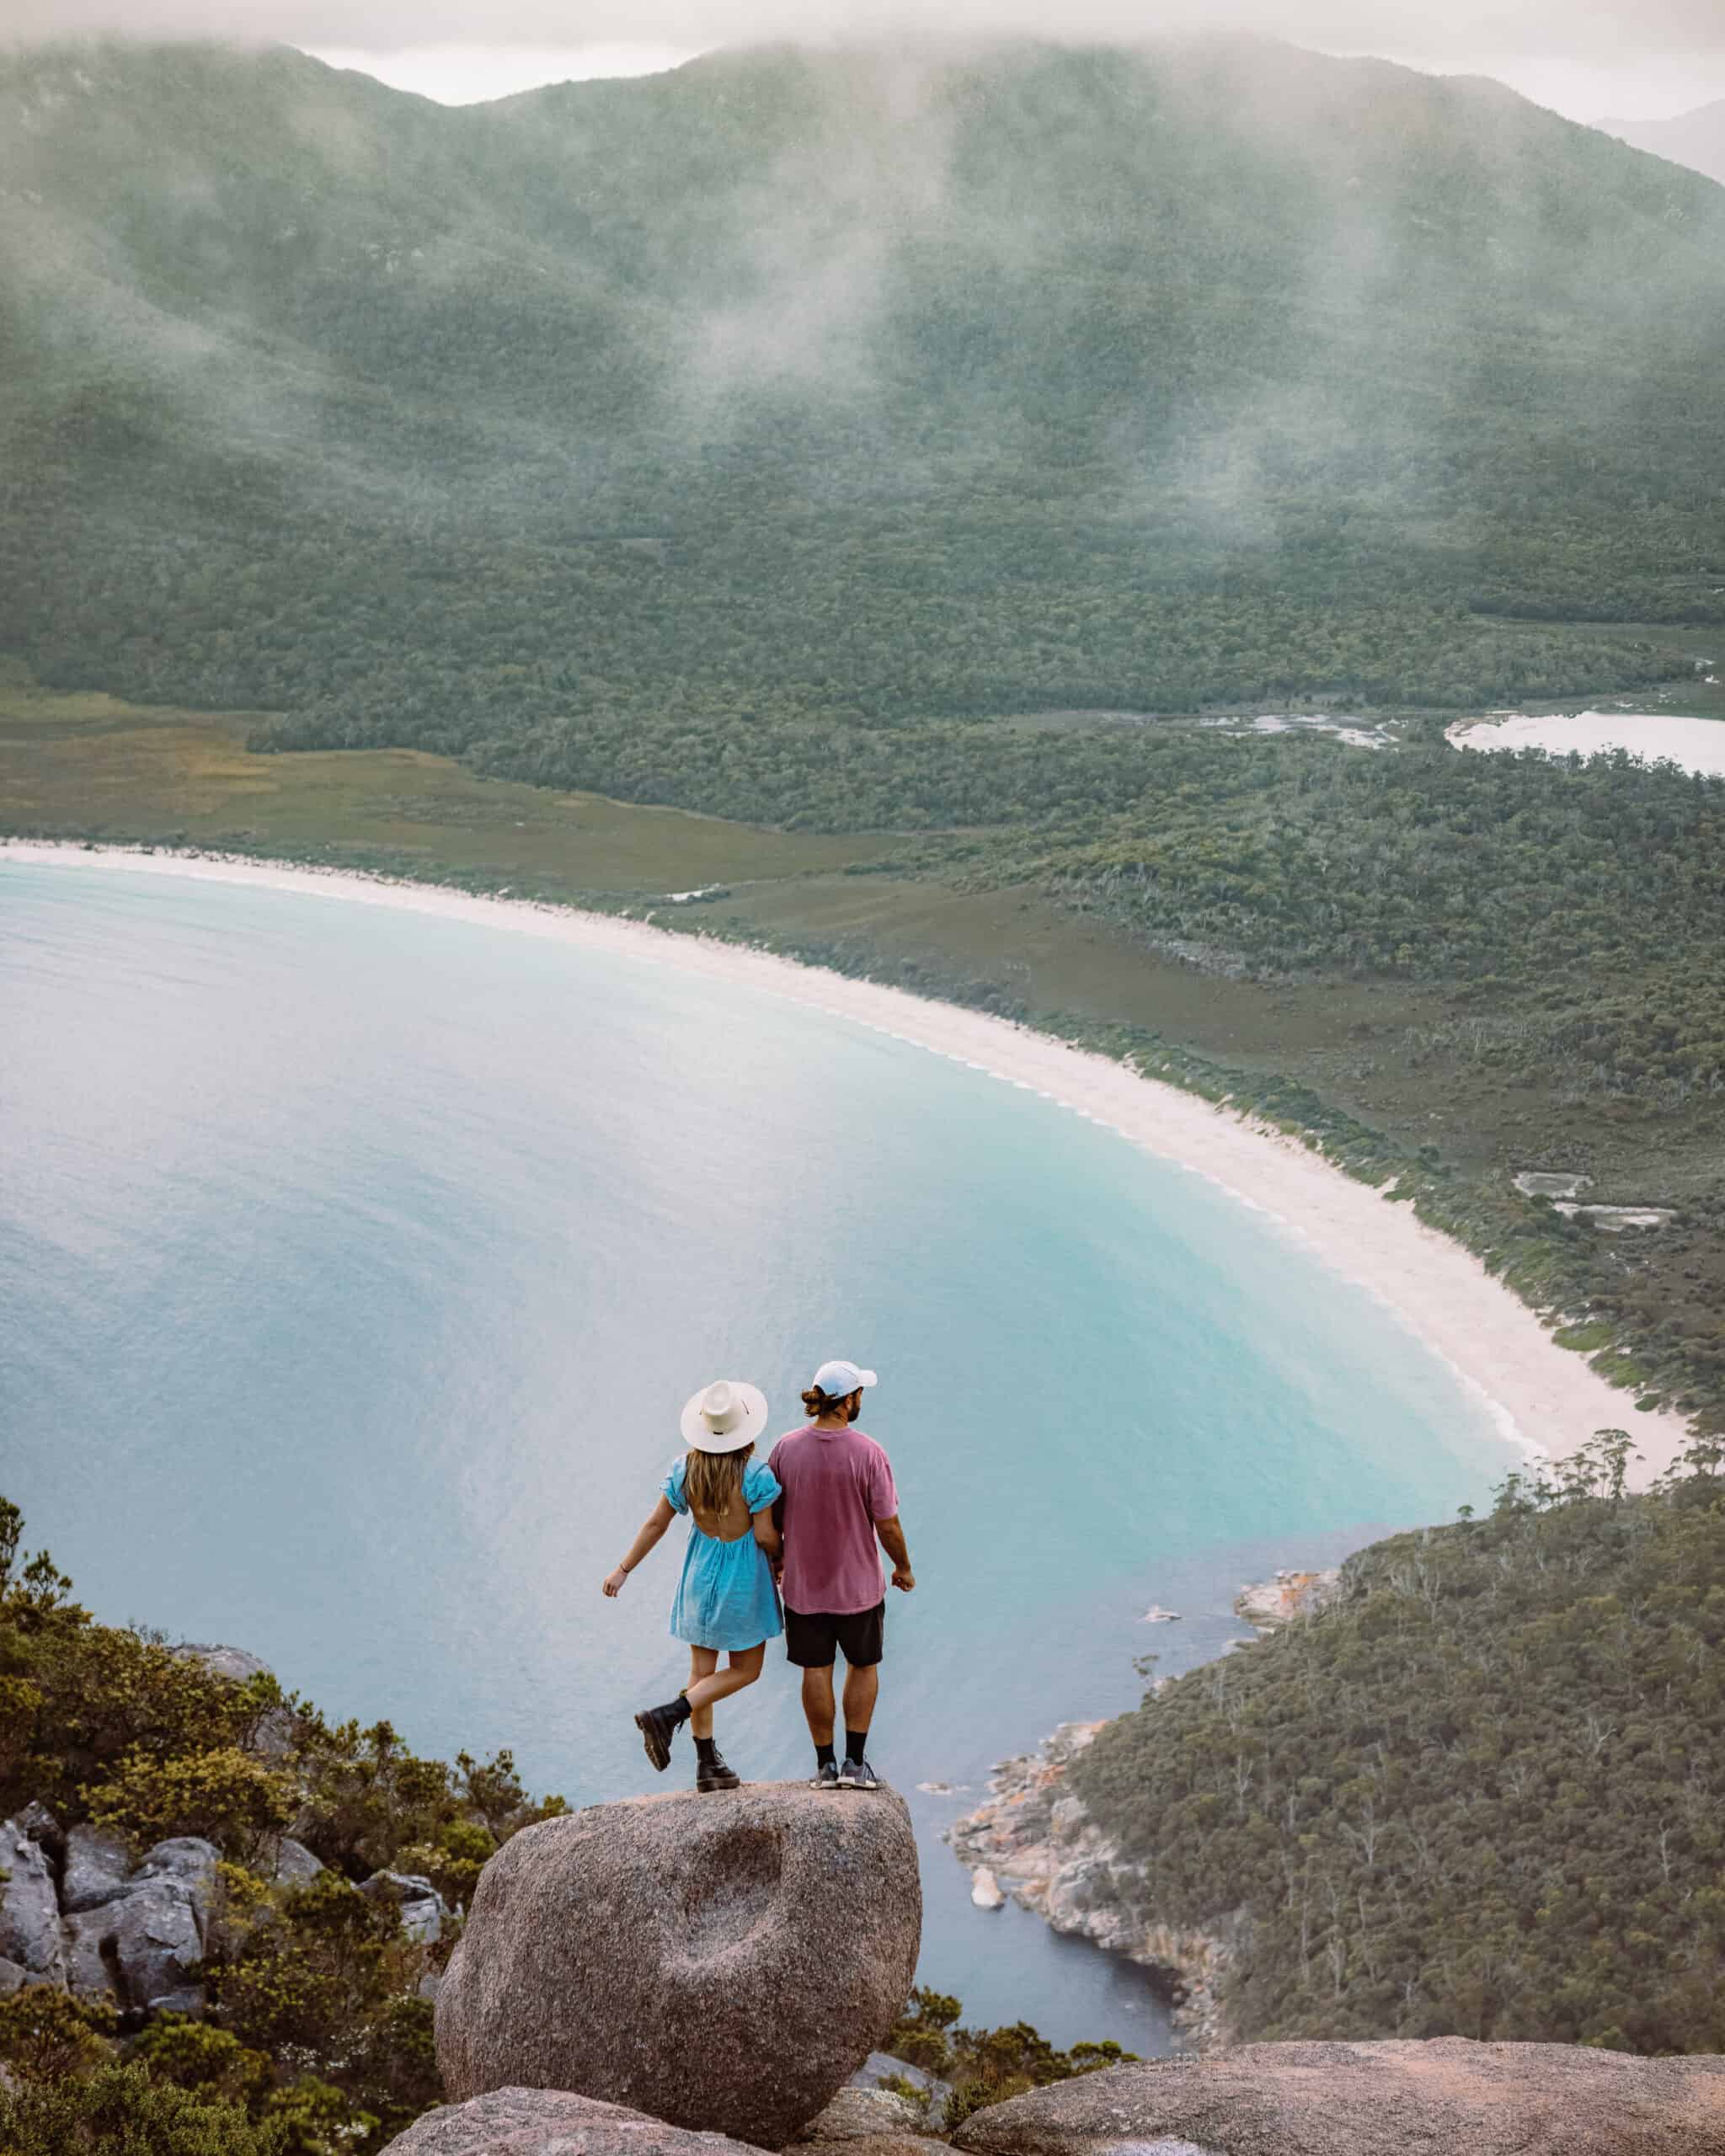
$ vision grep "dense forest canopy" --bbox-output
[3,35,1725,756]
[1071,1434,1725,2054]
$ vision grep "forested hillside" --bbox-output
[8,35,1725,1445]
[1071,1433,1725,2053]
[4,35,1725,763]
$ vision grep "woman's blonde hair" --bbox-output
[685,1442,752,1520]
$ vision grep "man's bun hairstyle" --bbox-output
[802,1385,862,1422]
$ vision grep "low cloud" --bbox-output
[8,0,1725,70]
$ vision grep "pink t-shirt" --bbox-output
[767,1424,899,1617]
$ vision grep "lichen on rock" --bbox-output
[436,1782,922,2149]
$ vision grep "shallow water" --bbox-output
[0,862,1519,2049]
[1449,710,1725,776]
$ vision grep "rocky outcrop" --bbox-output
[949,2039,1725,2156]
[1233,1569,1340,1630]
[61,1824,132,1913]
[361,1869,446,1944]
[63,1834,220,2016]
[0,1817,66,1987]
[387,2087,769,2156]
[171,1642,296,1754]
[947,1726,1231,2050]
[436,1784,922,2149]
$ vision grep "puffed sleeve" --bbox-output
[744,1459,782,1514]
[661,1456,690,1515]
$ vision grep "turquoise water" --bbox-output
[0,862,1516,2050]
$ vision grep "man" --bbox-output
[768,1358,914,1791]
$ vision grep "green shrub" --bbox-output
[84,1745,296,1857]
[130,2016,274,2110]
[884,1987,1135,2126]
[0,1987,117,2081]
[0,2063,286,2156]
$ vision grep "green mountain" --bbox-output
[5,35,1725,786]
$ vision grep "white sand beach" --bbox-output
[3,839,1693,1486]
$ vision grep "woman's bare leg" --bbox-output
[686,1646,720,1738]
[685,1643,766,1737]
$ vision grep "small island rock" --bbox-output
[385,2086,769,2156]
[436,1783,921,2150]
[950,2037,1725,2156]
[970,1866,1007,1910]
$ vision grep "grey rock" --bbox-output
[16,1803,62,1860]
[135,1838,220,1904]
[950,2038,1725,2156]
[62,1905,120,2002]
[172,1644,273,1686]
[798,2139,943,2156]
[108,1881,206,2013]
[848,2056,953,2129]
[171,1643,296,1754]
[384,2086,770,2156]
[361,1869,446,1943]
[269,1837,326,1889]
[62,1823,134,1912]
[64,1837,219,2015]
[0,1955,50,1997]
[796,2089,928,2143]
[0,1818,65,1982]
[437,1783,921,2150]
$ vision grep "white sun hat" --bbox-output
[680,1378,771,1454]
[812,1358,878,1397]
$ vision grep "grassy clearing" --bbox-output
[0,681,886,894]
[7,680,1725,1430]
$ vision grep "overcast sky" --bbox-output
[10,1,1725,122]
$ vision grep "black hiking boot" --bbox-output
[634,1700,686,1773]
[697,1747,741,1792]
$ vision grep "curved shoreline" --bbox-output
[2,837,1690,1486]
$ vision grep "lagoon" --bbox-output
[1449,710,1725,775]
[0,859,1521,2049]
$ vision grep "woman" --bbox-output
[604,1377,782,1792]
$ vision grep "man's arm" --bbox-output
[875,1513,914,1593]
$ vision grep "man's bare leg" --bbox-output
[802,1662,837,1746]
[842,1662,879,1745]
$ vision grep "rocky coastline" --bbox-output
[945,1722,1234,2053]
[944,1570,1343,2051]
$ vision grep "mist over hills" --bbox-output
[5,35,1725,806]
[1601,98,1725,189]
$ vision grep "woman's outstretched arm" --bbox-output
[751,1505,782,1559]
[604,1496,676,1596]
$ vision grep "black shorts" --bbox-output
[784,1601,885,1669]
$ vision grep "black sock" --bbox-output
[845,1727,869,1766]
[695,1736,718,1766]
[815,1742,836,1770]
[658,1695,692,1727]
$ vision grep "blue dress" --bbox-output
[662,1456,784,1651]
